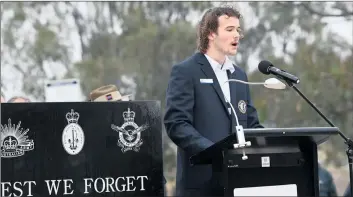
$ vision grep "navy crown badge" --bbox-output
[1,119,34,158]
[62,109,85,155]
[111,108,149,153]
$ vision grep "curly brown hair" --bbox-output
[197,6,243,53]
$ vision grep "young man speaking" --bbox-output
[164,6,263,196]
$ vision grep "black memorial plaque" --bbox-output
[1,101,164,197]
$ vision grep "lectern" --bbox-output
[1,101,164,197]
[189,127,339,196]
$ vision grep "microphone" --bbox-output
[222,77,286,160]
[258,60,300,84]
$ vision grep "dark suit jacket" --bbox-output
[164,52,263,196]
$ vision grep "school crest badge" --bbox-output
[238,100,247,114]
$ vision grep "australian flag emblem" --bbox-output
[106,94,113,101]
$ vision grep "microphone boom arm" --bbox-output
[226,79,265,86]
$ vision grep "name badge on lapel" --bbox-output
[200,78,213,84]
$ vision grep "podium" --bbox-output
[190,127,339,196]
[1,101,164,197]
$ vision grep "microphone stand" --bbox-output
[286,80,353,195]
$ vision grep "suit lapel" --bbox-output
[196,53,230,117]
[228,68,238,113]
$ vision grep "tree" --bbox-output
[1,2,72,100]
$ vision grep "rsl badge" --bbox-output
[62,109,85,155]
[1,119,34,158]
[238,100,247,114]
[111,108,149,153]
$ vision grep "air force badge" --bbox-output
[111,108,149,153]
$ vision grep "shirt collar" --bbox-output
[204,54,235,73]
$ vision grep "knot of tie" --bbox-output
[221,63,235,74]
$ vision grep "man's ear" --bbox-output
[208,32,216,41]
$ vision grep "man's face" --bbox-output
[209,15,241,56]
[1,96,5,103]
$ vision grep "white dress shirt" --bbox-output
[204,54,235,103]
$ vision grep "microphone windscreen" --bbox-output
[258,60,273,75]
